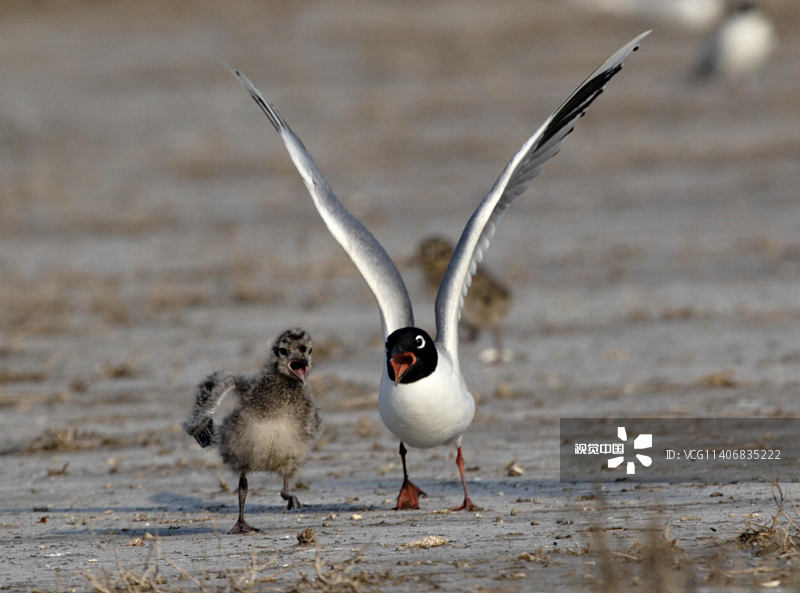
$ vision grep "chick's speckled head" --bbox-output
[270,328,313,383]
[416,236,454,269]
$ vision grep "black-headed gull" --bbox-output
[230,31,648,510]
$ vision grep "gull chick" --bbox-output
[230,32,648,511]
[184,328,321,534]
[415,236,511,358]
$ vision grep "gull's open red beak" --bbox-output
[390,351,416,385]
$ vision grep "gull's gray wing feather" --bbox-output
[230,67,413,337]
[434,31,650,366]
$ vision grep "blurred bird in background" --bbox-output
[570,0,724,31]
[414,236,511,363]
[691,1,776,85]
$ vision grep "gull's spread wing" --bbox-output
[434,31,650,367]
[231,68,414,337]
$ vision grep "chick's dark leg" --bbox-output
[229,473,260,534]
[396,441,426,510]
[280,476,302,510]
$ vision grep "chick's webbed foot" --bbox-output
[229,519,260,534]
[281,491,302,510]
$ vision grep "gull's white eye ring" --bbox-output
[414,335,426,349]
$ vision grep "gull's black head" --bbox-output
[270,328,313,383]
[385,327,437,385]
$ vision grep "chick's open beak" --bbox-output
[288,359,309,382]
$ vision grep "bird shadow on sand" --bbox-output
[36,493,384,538]
[50,525,220,537]
[149,491,383,514]
[411,477,564,503]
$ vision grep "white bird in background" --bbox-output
[692,1,776,84]
[571,0,724,31]
[230,31,649,510]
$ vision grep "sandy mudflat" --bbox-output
[2,1,800,591]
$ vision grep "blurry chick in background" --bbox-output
[414,236,511,363]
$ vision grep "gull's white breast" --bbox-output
[378,349,475,449]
